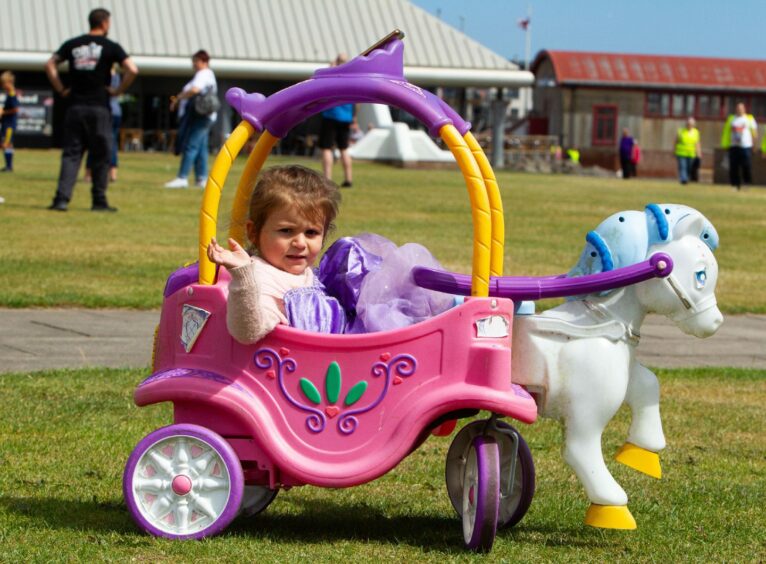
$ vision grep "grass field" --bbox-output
[0,367,763,562]
[1,149,765,312]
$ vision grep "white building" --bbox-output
[0,0,532,164]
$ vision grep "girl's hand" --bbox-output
[207,237,251,270]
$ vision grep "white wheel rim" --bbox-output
[131,435,232,535]
[462,446,478,541]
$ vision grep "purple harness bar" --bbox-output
[413,253,674,301]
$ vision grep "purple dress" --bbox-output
[283,280,347,334]
[318,234,454,333]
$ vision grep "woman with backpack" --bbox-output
[165,50,218,189]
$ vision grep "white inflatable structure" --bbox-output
[348,104,454,164]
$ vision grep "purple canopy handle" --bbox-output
[413,252,674,301]
[225,38,470,138]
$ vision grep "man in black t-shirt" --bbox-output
[45,8,138,212]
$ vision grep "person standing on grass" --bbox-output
[1,71,19,173]
[675,117,701,185]
[721,102,757,191]
[84,67,123,183]
[618,128,636,179]
[45,7,138,212]
[319,54,358,188]
[164,50,218,189]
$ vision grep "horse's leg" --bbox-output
[558,341,637,529]
[615,361,665,479]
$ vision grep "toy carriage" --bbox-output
[123,31,688,550]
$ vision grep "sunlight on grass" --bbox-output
[1,149,765,312]
[0,367,763,561]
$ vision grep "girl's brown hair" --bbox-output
[246,165,340,253]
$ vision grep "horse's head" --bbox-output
[635,214,723,338]
[568,204,719,280]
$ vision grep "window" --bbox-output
[645,91,730,119]
[646,92,670,116]
[697,95,722,119]
[751,96,766,118]
[728,95,766,118]
[592,105,618,146]
[672,94,695,117]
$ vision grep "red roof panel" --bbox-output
[533,51,766,92]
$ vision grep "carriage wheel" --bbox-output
[124,424,244,539]
[446,420,535,529]
[461,436,500,552]
[240,485,278,517]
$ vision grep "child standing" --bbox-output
[207,165,343,344]
[1,71,19,172]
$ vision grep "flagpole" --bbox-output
[525,4,532,112]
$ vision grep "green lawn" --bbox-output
[1,149,765,312]
[0,367,763,561]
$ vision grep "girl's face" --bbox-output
[251,205,325,275]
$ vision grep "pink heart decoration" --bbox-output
[393,376,403,385]
[325,406,340,418]
[380,352,391,361]
[265,370,276,379]
[279,347,290,356]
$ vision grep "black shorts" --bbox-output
[318,118,351,150]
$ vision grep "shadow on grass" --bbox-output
[0,495,135,535]
[231,497,605,550]
[0,495,606,551]
[230,496,466,550]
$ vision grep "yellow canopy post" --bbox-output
[227,131,280,245]
[464,131,504,277]
[198,121,255,285]
[439,124,492,297]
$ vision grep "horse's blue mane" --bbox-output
[567,204,718,296]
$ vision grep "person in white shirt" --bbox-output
[725,102,758,190]
[165,50,217,189]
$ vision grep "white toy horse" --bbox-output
[511,212,723,529]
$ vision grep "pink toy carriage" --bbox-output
[123,32,539,552]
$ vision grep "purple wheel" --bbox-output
[123,424,244,539]
[461,435,500,552]
[446,420,535,529]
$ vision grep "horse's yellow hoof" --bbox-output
[585,504,637,530]
[615,442,662,479]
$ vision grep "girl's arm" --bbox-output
[226,261,282,344]
[208,238,282,344]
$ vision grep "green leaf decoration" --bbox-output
[325,361,341,404]
[299,378,321,405]
[344,381,368,406]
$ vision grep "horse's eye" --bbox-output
[695,269,707,289]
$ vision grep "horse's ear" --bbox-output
[672,213,705,240]
[645,203,669,241]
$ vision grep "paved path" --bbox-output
[1,308,765,374]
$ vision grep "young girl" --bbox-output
[207,165,343,344]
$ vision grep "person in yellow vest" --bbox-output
[674,117,701,185]
[720,102,757,190]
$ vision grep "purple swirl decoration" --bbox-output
[254,348,326,433]
[338,354,418,435]
[138,368,253,397]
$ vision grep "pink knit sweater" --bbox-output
[226,256,315,344]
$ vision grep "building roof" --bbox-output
[533,50,766,92]
[0,0,533,87]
